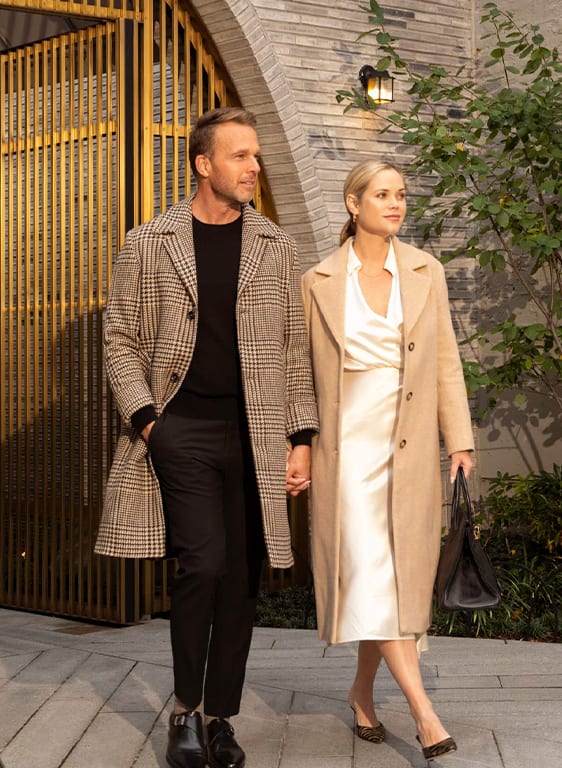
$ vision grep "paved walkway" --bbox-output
[0,608,560,768]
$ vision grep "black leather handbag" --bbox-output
[436,467,501,611]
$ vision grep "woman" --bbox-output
[302,160,474,765]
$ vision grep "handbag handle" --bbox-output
[450,466,474,532]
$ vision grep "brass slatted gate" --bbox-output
[0,22,128,621]
[1,0,294,624]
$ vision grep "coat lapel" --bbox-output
[155,196,198,302]
[309,238,433,349]
[394,238,432,336]
[238,205,273,294]
[309,242,349,351]
[151,197,281,302]
[164,229,198,302]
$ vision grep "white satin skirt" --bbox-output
[335,364,417,644]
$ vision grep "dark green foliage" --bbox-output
[255,587,317,630]
[486,464,562,554]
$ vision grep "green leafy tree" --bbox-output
[337,1,562,413]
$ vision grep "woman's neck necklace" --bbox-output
[360,268,387,278]
[355,251,388,278]
[353,237,389,278]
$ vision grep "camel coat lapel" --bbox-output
[306,238,433,352]
[306,246,347,351]
[395,239,431,337]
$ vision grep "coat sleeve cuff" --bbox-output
[131,405,157,434]
[289,429,315,448]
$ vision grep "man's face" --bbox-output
[200,122,261,206]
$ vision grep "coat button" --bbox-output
[399,439,407,448]
[406,392,413,401]
[170,372,179,383]
[187,309,195,320]
[408,342,415,351]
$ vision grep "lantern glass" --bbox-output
[359,66,394,104]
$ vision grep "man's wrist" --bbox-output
[289,429,314,448]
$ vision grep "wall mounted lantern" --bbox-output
[358,65,395,104]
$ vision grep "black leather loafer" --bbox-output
[166,711,207,768]
[207,718,245,768]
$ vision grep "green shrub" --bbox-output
[485,465,562,554]
[255,586,317,630]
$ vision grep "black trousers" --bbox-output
[149,400,265,716]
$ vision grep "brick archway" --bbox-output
[193,0,333,269]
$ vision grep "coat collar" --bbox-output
[309,237,433,346]
[308,240,349,349]
[393,237,432,336]
[151,194,279,300]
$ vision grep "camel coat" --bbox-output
[302,238,474,642]
[95,195,318,566]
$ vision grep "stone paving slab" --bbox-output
[63,712,159,768]
[102,662,172,714]
[0,609,560,768]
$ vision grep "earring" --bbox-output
[352,213,357,224]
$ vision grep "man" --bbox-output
[95,107,318,768]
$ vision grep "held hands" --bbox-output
[449,450,474,484]
[286,445,311,497]
[142,423,313,497]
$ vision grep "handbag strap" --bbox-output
[450,466,474,531]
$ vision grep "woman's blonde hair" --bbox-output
[339,160,405,245]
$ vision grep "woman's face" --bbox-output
[347,168,407,238]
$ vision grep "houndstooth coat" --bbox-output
[95,194,319,566]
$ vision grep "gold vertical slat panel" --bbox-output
[0,22,125,622]
[0,0,143,22]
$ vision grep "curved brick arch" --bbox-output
[193,0,332,268]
